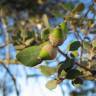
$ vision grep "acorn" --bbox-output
[38,42,57,60]
[49,28,65,47]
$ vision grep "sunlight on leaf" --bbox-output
[39,65,57,76]
[46,79,57,90]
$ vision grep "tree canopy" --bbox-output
[0,0,96,96]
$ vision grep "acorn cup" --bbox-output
[49,28,65,47]
[38,42,57,60]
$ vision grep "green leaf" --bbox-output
[72,78,83,87]
[89,5,95,13]
[58,58,73,70]
[39,65,57,76]
[72,77,83,85]
[41,28,50,41]
[59,70,66,78]
[92,39,96,48]
[59,22,68,34]
[46,80,57,90]
[83,41,92,50]
[69,41,81,51]
[42,14,50,28]
[66,69,81,79]
[61,2,74,11]
[58,58,74,77]
[27,31,35,39]
[16,44,44,67]
[72,3,85,13]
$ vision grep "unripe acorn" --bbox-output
[49,28,64,47]
[38,42,57,60]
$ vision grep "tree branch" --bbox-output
[57,48,96,75]
[0,61,19,96]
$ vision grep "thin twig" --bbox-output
[75,62,91,72]
[58,48,93,73]
[0,59,19,64]
[0,61,19,96]
[57,47,67,57]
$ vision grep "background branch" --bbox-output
[0,61,19,96]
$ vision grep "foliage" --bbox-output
[0,0,96,94]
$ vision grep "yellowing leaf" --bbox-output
[83,41,92,50]
[39,65,57,76]
[42,14,50,28]
[71,50,79,57]
[46,80,57,90]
